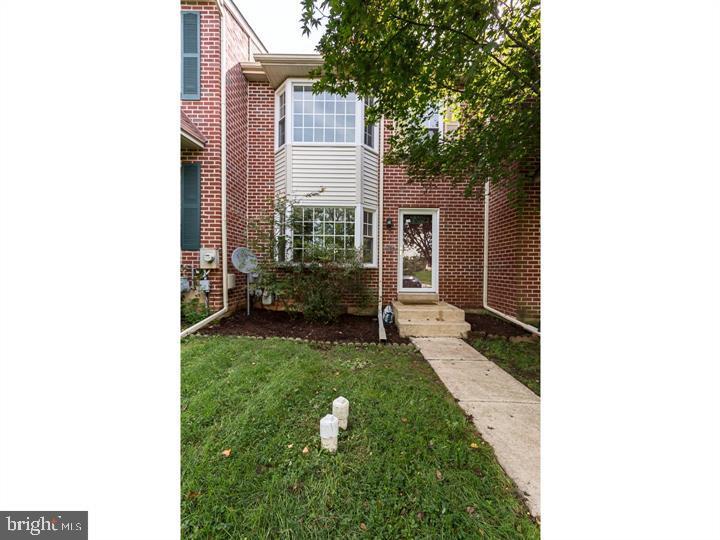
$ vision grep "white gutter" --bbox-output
[483,181,540,336]
[377,117,386,341]
[181,0,229,338]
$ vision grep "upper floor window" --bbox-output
[424,109,441,137]
[278,91,286,146]
[363,97,375,149]
[181,11,201,100]
[292,85,356,143]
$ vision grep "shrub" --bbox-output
[251,196,373,323]
[181,297,209,326]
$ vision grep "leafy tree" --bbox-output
[301,0,540,199]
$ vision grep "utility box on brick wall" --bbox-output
[199,248,219,269]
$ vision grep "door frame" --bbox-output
[397,208,440,293]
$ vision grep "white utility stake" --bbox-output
[320,414,339,452]
[332,396,349,430]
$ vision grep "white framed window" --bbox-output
[277,91,286,147]
[363,97,376,149]
[290,206,356,262]
[424,108,442,137]
[362,210,375,264]
[292,84,357,143]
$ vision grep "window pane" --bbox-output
[278,118,285,146]
[345,129,355,142]
[363,237,373,263]
[292,84,357,143]
[293,127,302,141]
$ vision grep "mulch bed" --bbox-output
[201,308,409,344]
[465,311,534,340]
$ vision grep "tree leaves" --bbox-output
[300,0,540,200]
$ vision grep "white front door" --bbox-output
[398,209,439,293]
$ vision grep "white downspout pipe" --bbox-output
[377,117,386,341]
[483,181,540,336]
[181,0,229,338]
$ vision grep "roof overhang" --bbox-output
[181,129,206,150]
[181,111,207,150]
[242,54,323,88]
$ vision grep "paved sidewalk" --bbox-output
[411,337,540,518]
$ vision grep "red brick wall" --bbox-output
[486,174,540,324]
[246,81,275,256]
[181,2,222,310]
[181,1,253,313]
[380,120,485,309]
[224,6,251,311]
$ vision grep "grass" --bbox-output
[182,336,539,539]
[413,269,432,286]
[470,338,541,395]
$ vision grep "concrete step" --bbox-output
[397,320,471,338]
[397,292,439,304]
[392,301,466,322]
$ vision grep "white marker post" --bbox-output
[332,396,349,430]
[320,414,339,452]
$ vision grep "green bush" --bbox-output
[181,297,209,326]
[251,196,373,323]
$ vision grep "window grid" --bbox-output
[292,85,356,143]
[290,207,356,262]
[362,210,374,264]
[278,92,286,146]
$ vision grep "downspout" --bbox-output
[181,0,229,338]
[483,181,540,335]
[377,117,386,341]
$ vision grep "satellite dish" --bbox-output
[231,247,258,317]
[231,247,257,274]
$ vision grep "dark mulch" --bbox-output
[465,311,532,339]
[202,308,409,344]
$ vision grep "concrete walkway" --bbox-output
[411,337,540,518]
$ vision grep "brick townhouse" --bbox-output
[180,0,540,336]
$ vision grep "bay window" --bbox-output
[274,81,379,266]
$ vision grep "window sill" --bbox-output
[361,144,378,154]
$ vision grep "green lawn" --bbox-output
[470,338,541,395]
[182,336,539,539]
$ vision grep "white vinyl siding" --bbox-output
[361,146,379,209]
[291,145,358,205]
[274,145,286,195]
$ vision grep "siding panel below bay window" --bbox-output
[291,145,358,204]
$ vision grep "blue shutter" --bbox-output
[181,12,200,100]
[181,163,201,250]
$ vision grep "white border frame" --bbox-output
[397,208,440,293]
